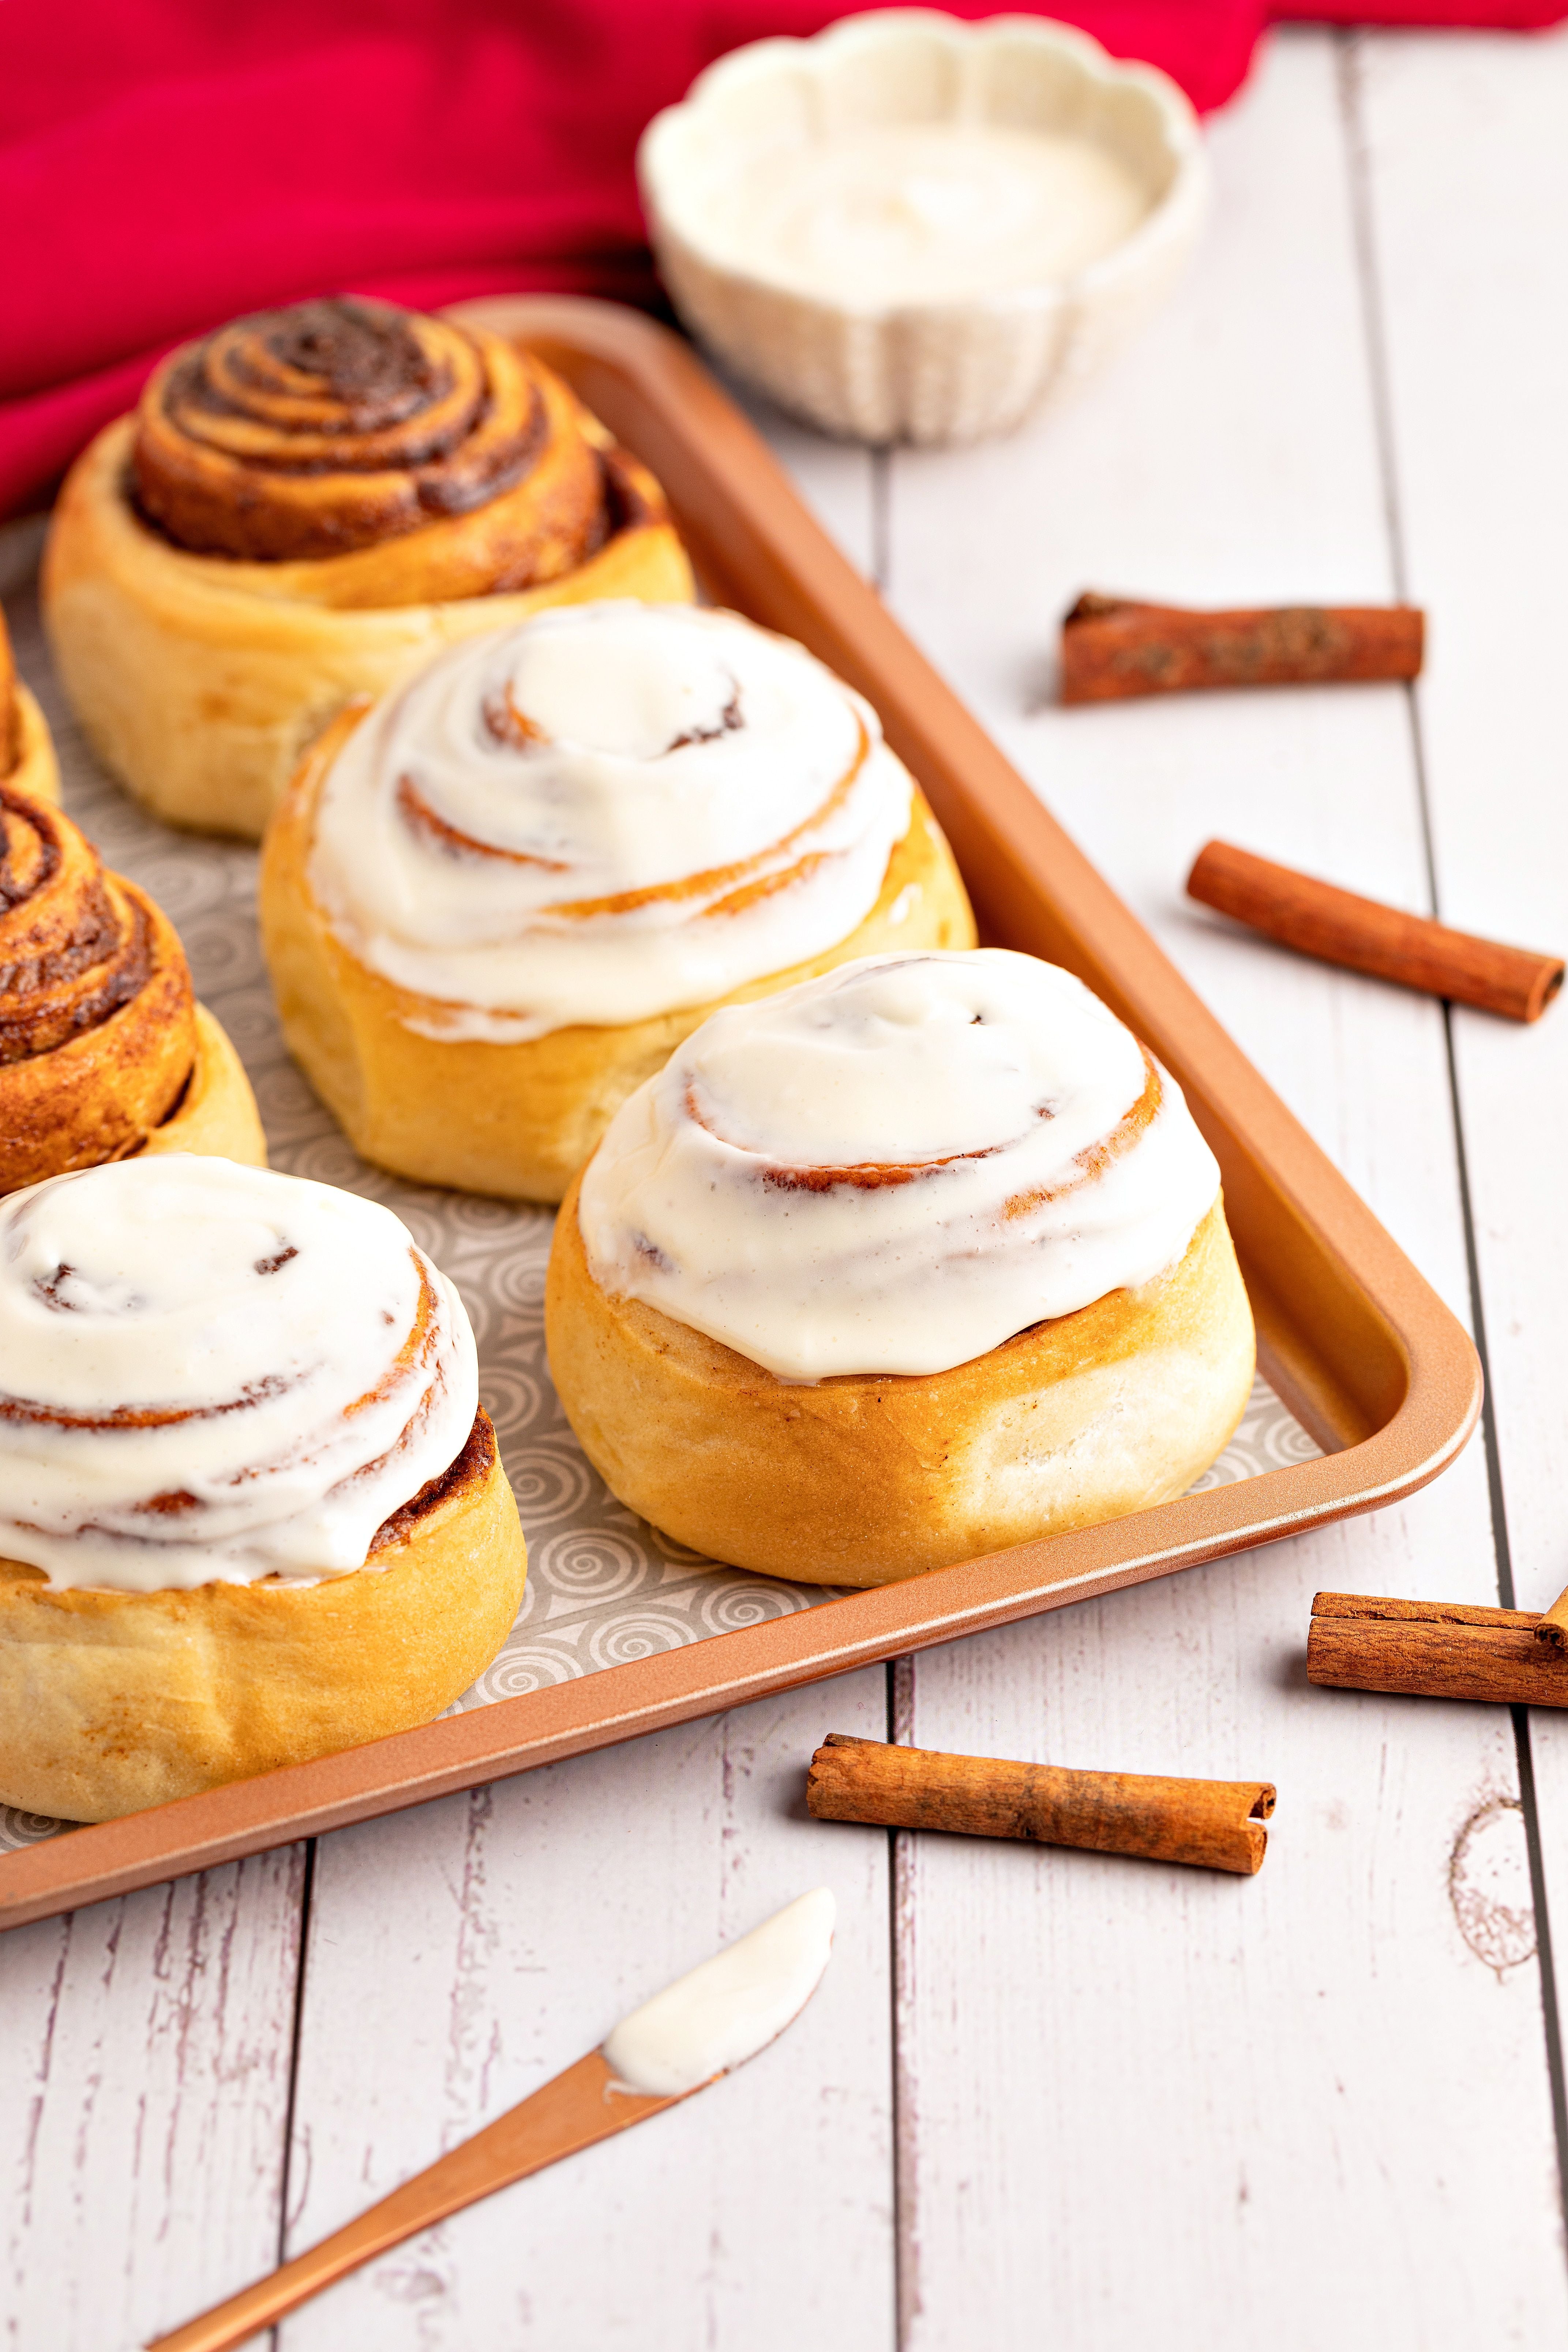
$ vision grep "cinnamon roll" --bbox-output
[0,781,265,1193]
[0,1155,526,1821]
[42,297,694,839]
[0,607,59,804]
[547,950,1255,1584]
[260,601,975,1202]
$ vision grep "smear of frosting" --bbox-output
[0,1155,477,1592]
[604,1889,836,2096]
[307,601,914,1041]
[578,950,1221,1381]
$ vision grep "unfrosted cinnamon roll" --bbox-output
[260,601,975,1201]
[0,608,59,804]
[42,297,693,839]
[0,780,265,1192]
[547,950,1255,1584]
[0,1155,526,1821]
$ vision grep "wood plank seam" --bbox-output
[1337,24,1568,2227]
[886,1654,920,2352]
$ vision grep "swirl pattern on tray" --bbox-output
[0,557,1320,1855]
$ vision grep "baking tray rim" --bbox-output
[0,295,1481,1934]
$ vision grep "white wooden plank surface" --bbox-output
[8,31,1568,2352]
[879,29,1568,2350]
[274,1680,893,2352]
[1353,12,1568,2118]
[0,1852,304,2352]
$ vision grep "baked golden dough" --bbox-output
[42,299,694,839]
[0,1410,526,1822]
[547,1189,1256,1585]
[260,702,977,1203]
[0,782,264,1192]
[8,684,59,804]
[0,608,59,803]
[140,1002,268,1170]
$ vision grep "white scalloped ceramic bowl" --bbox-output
[638,11,1208,445]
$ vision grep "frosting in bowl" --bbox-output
[0,1155,477,1592]
[307,601,914,1042]
[577,949,1221,1381]
[704,124,1152,309]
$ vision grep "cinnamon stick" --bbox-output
[1059,591,1423,703]
[806,1733,1273,1875]
[1536,1578,1568,1647]
[1188,839,1563,1023]
[1308,1591,1568,1705]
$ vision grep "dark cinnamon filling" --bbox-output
[131,298,552,561]
[0,791,159,1065]
[369,1407,495,1553]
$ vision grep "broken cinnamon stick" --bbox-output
[1308,1591,1568,1705]
[1188,839,1564,1023]
[1059,591,1424,703]
[806,1733,1273,1875]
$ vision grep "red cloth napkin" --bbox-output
[2,0,1560,518]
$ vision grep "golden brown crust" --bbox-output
[138,1000,268,1170]
[0,1408,526,1822]
[0,784,198,1192]
[545,1190,1257,1586]
[42,341,695,839]
[134,301,566,566]
[8,684,60,805]
[260,702,978,1202]
[1,607,60,803]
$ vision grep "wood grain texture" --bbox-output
[1353,22,1568,2047]
[268,1675,893,2352]
[808,1733,1273,1872]
[149,2053,681,2352]
[1188,837,1563,1021]
[0,1850,305,2352]
[880,29,1568,2348]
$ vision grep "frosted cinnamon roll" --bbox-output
[0,607,59,804]
[260,601,975,1200]
[547,950,1255,1583]
[0,781,265,1193]
[0,1155,525,1821]
[42,297,693,838]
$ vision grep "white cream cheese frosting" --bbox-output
[307,601,914,1042]
[0,1155,478,1593]
[603,1888,836,2097]
[578,950,1222,1382]
[701,123,1152,310]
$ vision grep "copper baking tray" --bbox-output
[0,297,1481,1934]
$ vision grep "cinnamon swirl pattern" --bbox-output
[135,299,610,590]
[580,949,1223,1380]
[0,1156,478,1591]
[42,298,694,837]
[0,780,263,1190]
[261,601,972,1200]
[554,949,1254,1580]
[308,603,918,1036]
[1,784,193,1191]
